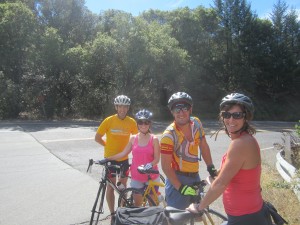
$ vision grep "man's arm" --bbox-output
[95,132,106,146]
[200,136,219,177]
[200,136,213,166]
[161,153,181,190]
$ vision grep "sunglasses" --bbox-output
[137,120,150,125]
[172,106,191,113]
[221,111,245,119]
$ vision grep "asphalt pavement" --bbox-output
[0,120,296,225]
[0,126,99,225]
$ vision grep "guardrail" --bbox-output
[276,150,300,202]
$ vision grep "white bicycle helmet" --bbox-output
[135,109,153,121]
[220,93,254,114]
[168,92,193,110]
[114,95,131,106]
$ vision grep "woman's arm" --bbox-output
[188,139,247,211]
[150,136,160,166]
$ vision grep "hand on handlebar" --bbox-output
[97,158,108,165]
[178,184,196,196]
[207,164,218,178]
[144,163,153,170]
[186,203,204,215]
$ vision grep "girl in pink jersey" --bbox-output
[103,109,161,206]
[187,93,272,225]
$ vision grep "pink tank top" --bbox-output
[130,135,159,182]
[221,135,263,216]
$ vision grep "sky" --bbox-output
[85,0,300,19]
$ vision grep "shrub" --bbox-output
[296,120,300,137]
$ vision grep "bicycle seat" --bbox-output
[164,206,203,225]
[137,166,159,174]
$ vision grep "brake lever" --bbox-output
[86,158,94,173]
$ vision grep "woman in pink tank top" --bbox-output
[104,109,160,206]
[187,93,271,225]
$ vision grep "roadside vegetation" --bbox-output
[1,0,299,121]
[261,163,300,225]
[262,121,300,225]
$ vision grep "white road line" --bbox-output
[40,137,94,143]
[261,147,274,151]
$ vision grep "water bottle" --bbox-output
[117,181,125,191]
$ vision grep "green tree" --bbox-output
[212,0,256,92]
[0,1,37,118]
[78,33,120,117]
[36,0,98,46]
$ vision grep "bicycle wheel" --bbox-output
[89,182,106,225]
[192,208,227,225]
[118,187,156,207]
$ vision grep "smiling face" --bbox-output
[115,105,129,120]
[137,120,151,133]
[172,105,192,126]
[222,105,245,134]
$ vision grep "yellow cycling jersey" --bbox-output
[160,117,205,173]
[96,114,138,161]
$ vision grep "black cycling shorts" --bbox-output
[108,159,130,178]
[227,204,272,225]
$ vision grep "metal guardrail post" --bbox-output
[284,132,292,164]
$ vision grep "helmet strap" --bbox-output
[139,130,150,135]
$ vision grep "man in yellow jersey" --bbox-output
[95,95,138,222]
[160,92,217,209]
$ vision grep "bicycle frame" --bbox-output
[87,159,129,225]
[143,179,166,206]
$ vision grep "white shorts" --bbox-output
[130,176,160,190]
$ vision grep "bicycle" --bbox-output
[164,205,227,225]
[118,165,166,207]
[165,180,227,225]
[114,179,227,225]
[86,159,131,225]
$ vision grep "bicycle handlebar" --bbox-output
[86,158,119,173]
[137,165,159,175]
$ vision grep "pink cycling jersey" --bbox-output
[130,135,159,182]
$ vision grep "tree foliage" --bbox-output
[0,0,299,120]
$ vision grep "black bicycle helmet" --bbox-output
[135,109,153,121]
[114,95,131,106]
[168,92,193,110]
[220,93,254,114]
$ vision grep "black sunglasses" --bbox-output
[137,120,150,125]
[172,106,190,113]
[221,111,245,119]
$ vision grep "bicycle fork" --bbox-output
[91,180,107,217]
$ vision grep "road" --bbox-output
[0,120,296,225]
[14,120,294,174]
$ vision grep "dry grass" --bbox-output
[261,163,300,225]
